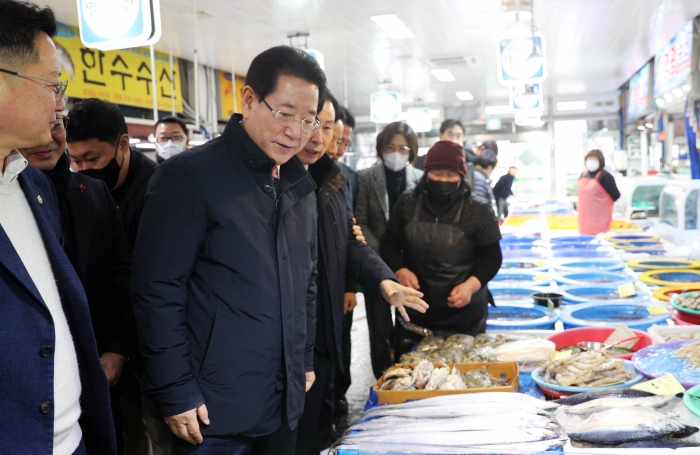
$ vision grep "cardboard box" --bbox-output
[374,362,520,405]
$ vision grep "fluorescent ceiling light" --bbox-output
[502,10,532,22]
[672,87,683,97]
[655,98,665,107]
[664,93,674,102]
[682,84,691,92]
[484,105,514,115]
[370,15,414,40]
[129,138,141,144]
[645,122,654,129]
[455,91,474,101]
[431,69,455,82]
[637,125,645,131]
[189,140,208,146]
[134,142,155,149]
[556,101,587,111]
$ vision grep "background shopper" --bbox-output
[577,149,621,235]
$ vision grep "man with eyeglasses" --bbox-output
[17,103,134,454]
[153,116,189,163]
[0,1,116,454]
[131,45,326,455]
[295,92,427,455]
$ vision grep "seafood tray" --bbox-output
[373,362,519,405]
[647,324,700,344]
[632,340,700,389]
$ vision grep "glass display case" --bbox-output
[615,176,671,222]
[656,180,700,243]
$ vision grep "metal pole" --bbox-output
[169,43,176,116]
[150,44,158,122]
[193,0,200,130]
[640,130,649,175]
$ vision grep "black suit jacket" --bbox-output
[47,155,134,357]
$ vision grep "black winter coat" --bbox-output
[309,155,396,365]
[131,115,318,437]
[111,148,157,249]
[45,153,134,357]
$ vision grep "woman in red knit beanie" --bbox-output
[379,140,503,357]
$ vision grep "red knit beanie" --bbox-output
[423,140,467,178]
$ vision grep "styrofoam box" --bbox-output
[647,324,700,344]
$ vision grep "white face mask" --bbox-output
[384,152,407,172]
[585,159,600,173]
[156,139,187,160]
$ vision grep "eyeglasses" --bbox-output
[156,134,186,143]
[384,145,411,154]
[0,68,68,103]
[51,112,69,134]
[261,98,320,133]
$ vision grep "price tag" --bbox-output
[631,374,685,395]
[550,350,573,361]
[647,306,670,315]
[534,260,547,267]
[618,283,636,298]
[533,273,548,282]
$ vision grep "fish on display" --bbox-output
[564,394,676,415]
[554,388,655,406]
[616,439,700,449]
[351,413,560,434]
[341,427,564,446]
[567,407,699,444]
[369,391,559,410]
[335,439,567,454]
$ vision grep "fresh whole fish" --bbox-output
[351,414,560,434]
[554,388,655,406]
[567,407,699,444]
[368,391,559,410]
[616,439,700,449]
[335,439,567,455]
[564,394,676,415]
[341,428,563,446]
[361,403,554,420]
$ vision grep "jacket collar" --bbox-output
[308,154,345,191]
[224,114,315,193]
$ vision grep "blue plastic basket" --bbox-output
[490,286,545,305]
[560,285,650,305]
[551,243,601,251]
[501,235,539,244]
[487,305,559,330]
[502,249,549,259]
[552,249,616,258]
[560,303,670,330]
[492,270,551,286]
[501,258,549,271]
[550,235,596,243]
[555,271,634,286]
[554,259,625,273]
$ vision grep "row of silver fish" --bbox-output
[334,393,566,454]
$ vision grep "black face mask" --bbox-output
[79,144,124,190]
[427,179,460,202]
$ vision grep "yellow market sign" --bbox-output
[219,71,245,119]
[55,22,183,113]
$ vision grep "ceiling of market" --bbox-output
[48,0,700,117]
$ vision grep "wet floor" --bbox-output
[343,293,378,427]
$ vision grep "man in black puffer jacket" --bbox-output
[295,92,428,455]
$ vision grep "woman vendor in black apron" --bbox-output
[380,140,503,358]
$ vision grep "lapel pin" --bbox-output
[37,195,43,204]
